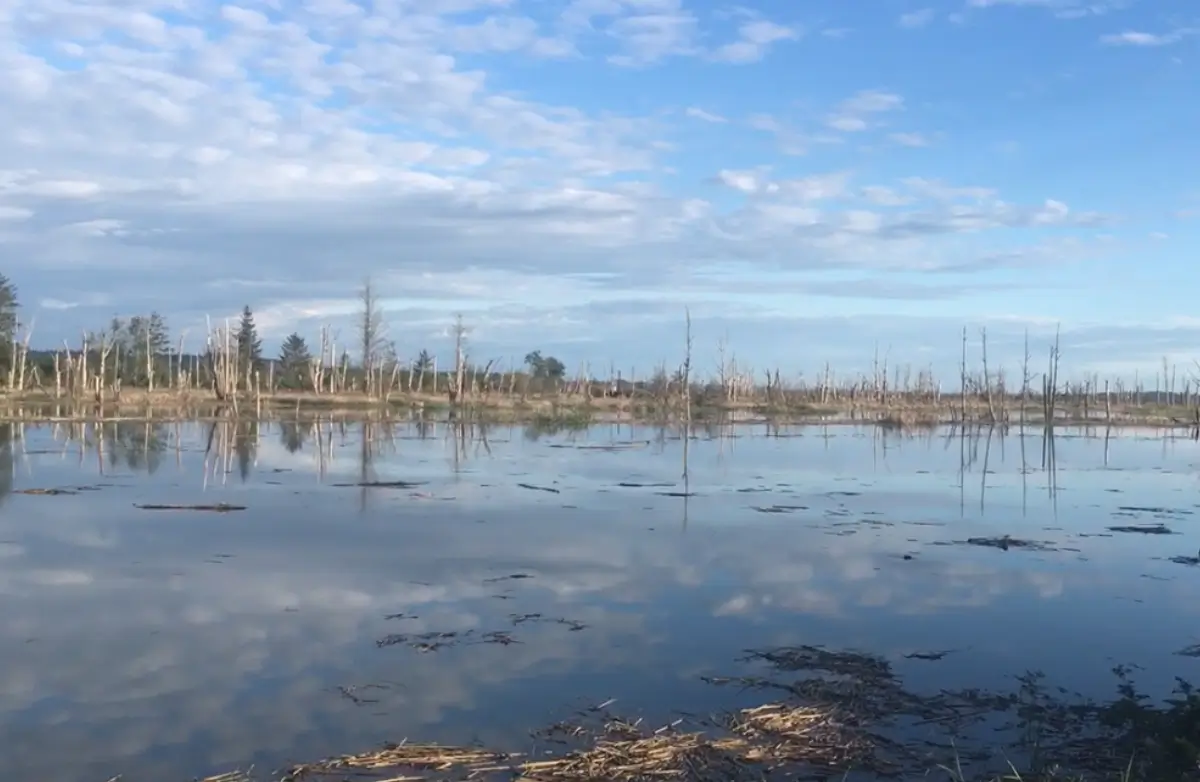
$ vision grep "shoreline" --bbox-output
[0,388,1195,428]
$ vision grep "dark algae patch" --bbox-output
[134,503,247,512]
[1108,523,1176,535]
[517,482,561,494]
[750,504,809,514]
[933,535,1057,552]
[330,480,427,489]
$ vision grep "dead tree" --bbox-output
[359,277,385,397]
[449,314,467,404]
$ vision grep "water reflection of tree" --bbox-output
[101,421,168,474]
[233,420,258,482]
[706,644,1200,780]
[0,424,13,506]
[278,420,308,453]
[522,416,590,442]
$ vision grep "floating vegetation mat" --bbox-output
[276,701,870,782]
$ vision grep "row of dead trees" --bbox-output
[2,318,1199,421]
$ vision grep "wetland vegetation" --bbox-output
[0,277,1198,429]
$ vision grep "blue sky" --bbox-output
[0,0,1197,383]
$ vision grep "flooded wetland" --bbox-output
[2,418,1200,781]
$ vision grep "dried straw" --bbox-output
[207,704,869,782]
[283,743,513,780]
[730,703,872,767]
[515,703,867,782]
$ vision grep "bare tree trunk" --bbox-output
[146,326,154,392]
[359,277,383,397]
[980,327,996,423]
[451,314,467,404]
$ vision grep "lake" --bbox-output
[1,418,1198,781]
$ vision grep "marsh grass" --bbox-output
[4,381,1200,430]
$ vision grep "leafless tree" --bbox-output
[450,313,468,403]
[359,277,385,396]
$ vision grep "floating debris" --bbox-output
[549,441,651,451]
[334,682,396,705]
[557,618,588,632]
[331,480,427,489]
[197,773,254,782]
[1118,506,1191,515]
[1174,644,1200,657]
[518,482,561,494]
[959,535,1054,552]
[377,630,469,651]
[1107,524,1176,535]
[484,573,533,583]
[134,503,247,512]
[616,481,675,488]
[505,613,588,632]
[285,743,513,780]
[655,491,696,497]
[751,504,809,514]
[904,650,955,661]
[16,487,78,496]
[510,613,543,625]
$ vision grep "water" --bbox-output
[1,419,1199,780]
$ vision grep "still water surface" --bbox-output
[0,420,1198,780]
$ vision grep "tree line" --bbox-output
[0,274,571,395]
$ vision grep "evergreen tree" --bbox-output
[524,350,566,381]
[119,313,171,387]
[236,305,262,385]
[0,275,25,377]
[147,312,170,356]
[0,274,18,349]
[277,332,311,389]
[415,349,433,373]
[124,315,147,383]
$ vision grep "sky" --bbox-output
[0,0,1198,383]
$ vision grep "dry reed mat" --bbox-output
[277,702,873,782]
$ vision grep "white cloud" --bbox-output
[684,107,727,123]
[711,20,799,63]
[898,8,936,29]
[825,90,904,132]
[0,206,33,221]
[889,132,930,147]
[1100,29,1196,47]
[716,168,768,194]
[601,0,700,66]
[861,185,913,206]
